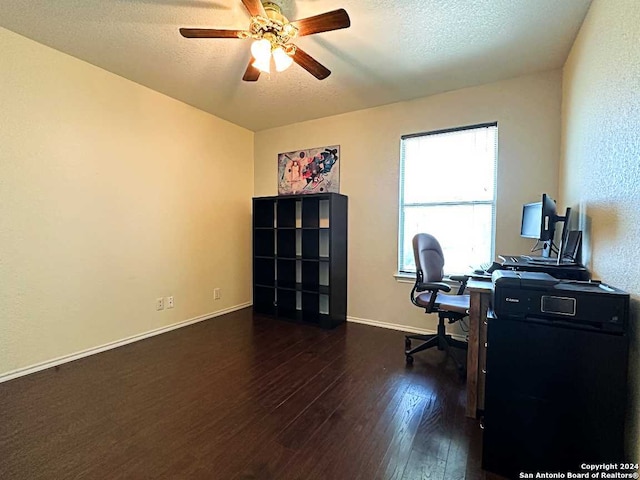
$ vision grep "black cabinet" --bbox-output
[482,316,628,478]
[252,193,348,329]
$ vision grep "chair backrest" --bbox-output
[412,233,445,282]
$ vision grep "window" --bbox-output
[398,123,497,275]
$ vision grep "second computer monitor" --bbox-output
[520,194,557,241]
[540,193,557,242]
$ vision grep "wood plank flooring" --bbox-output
[0,309,487,479]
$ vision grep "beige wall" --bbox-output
[255,71,562,332]
[0,28,254,377]
[560,0,640,458]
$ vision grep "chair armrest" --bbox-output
[416,281,452,293]
[449,274,469,283]
[449,274,470,295]
[411,281,450,312]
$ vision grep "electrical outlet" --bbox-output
[214,288,221,300]
[156,297,164,311]
[167,296,174,309]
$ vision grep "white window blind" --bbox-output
[398,123,498,275]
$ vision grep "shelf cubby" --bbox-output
[254,286,276,315]
[319,295,330,315]
[296,260,302,284]
[302,261,320,290]
[319,200,330,228]
[277,259,297,289]
[302,230,319,258]
[277,288,298,320]
[319,229,330,258]
[302,197,320,228]
[254,258,275,286]
[277,198,298,228]
[254,229,275,257]
[277,229,297,258]
[254,201,275,228]
[319,262,329,287]
[295,201,302,228]
[302,292,320,324]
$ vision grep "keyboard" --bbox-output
[506,255,577,266]
[472,261,501,274]
[522,255,556,263]
[480,262,494,271]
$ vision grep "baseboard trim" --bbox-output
[347,315,467,341]
[0,302,252,384]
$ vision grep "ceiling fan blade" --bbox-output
[241,0,266,17]
[290,9,351,37]
[242,58,261,82]
[292,47,331,80]
[179,28,242,38]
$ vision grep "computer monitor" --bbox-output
[520,194,562,257]
[520,202,542,238]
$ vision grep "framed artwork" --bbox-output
[278,145,340,195]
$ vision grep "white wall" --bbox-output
[255,71,562,332]
[0,28,254,377]
[560,0,640,458]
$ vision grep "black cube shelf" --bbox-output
[252,193,348,329]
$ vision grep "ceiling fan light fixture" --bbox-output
[273,46,293,72]
[250,38,271,62]
[252,55,271,73]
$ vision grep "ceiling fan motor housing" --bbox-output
[262,2,285,21]
[244,1,297,53]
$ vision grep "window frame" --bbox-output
[397,122,498,276]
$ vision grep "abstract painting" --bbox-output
[278,145,340,195]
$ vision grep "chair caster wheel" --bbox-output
[405,355,414,365]
[405,338,411,349]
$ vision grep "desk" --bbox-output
[465,278,492,418]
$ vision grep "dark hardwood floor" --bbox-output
[0,309,487,479]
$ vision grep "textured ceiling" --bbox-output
[0,0,592,131]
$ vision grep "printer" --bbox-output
[491,270,629,333]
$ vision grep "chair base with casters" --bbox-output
[404,310,468,373]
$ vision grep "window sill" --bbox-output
[394,272,415,284]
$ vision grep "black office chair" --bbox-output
[405,233,470,373]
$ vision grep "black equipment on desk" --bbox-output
[498,254,590,281]
[482,271,630,479]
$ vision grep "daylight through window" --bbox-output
[398,123,498,275]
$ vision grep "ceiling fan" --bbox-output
[179,0,350,81]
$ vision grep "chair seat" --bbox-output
[416,292,470,314]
